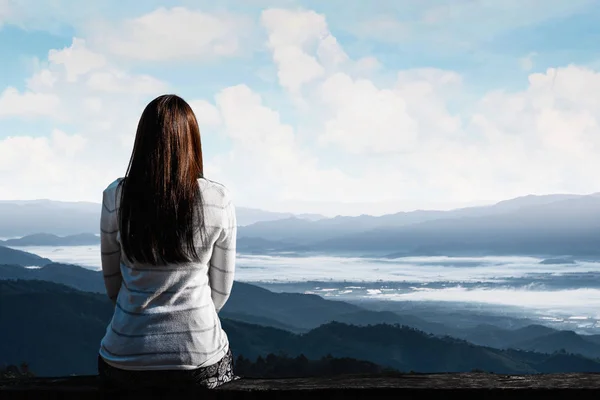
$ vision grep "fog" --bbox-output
[11,245,600,324]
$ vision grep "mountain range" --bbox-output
[236,193,600,257]
[5,193,600,258]
[3,278,600,377]
[0,199,325,237]
[0,233,100,247]
[3,261,600,367]
[0,246,51,266]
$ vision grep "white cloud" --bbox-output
[318,73,419,154]
[4,5,600,216]
[0,88,61,118]
[26,69,58,90]
[86,70,167,94]
[0,36,169,200]
[244,8,600,211]
[213,84,356,204]
[261,8,348,93]
[448,65,600,199]
[189,100,222,128]
[48,38,106,82]
[89,7,247,62]
[260,9,464,158]
[50,129,86,156]
[0,130,99,200]
[20,37,166,125]
[0,38,139,120]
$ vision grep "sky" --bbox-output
[2,0,600,216]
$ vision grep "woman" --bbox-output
[97,94,238,390]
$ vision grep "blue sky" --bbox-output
[2,0,600,216]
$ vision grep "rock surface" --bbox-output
[3,373,600,399]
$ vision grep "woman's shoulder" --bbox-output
[198,178,233,206]
[103,177,124,194]
[101,178,124,210]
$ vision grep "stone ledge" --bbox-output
[3,373,600,399]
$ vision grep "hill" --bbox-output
[222,282,361,330]
[306,195,600,256]
[0,263,105,293]
[3,280,600,376]
[0,200,100,237]
[0,246,51,267]
[455,324,558,349]
[1,233,99,246]
[0,280,112,376]
[1,233,292,254]
[5,193,600,257]
[0,200,325,237]
[0,263,423,333]
[6,263,600,362]
[236,194,592,246]
[510,330,600,358]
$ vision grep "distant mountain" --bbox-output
[236,237,293,253]
[5,279,600,376]
[0,264,417,332]
[219,311,304,333]
[0,280,112,376]
[306,195,600,256]
[5,263,600,364]
[237,193,594,246]
[0,200,325,236]
[233,207,325,226]
[490,194,587,212]
[1,233,100,246]
[6,193,598,257]
[455,324,558,349]
[222,282,362,330]
[329,310,451,336]
[0,263,105,293]
[510,330,600,358]
[452,324,600,360]
[296,213,326,221]
[0,246,51,267]
[2,233,286,252]
[0,200,100,237]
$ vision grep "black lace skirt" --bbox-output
[98,348,239,390]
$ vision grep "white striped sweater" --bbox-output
[98,177,237,370]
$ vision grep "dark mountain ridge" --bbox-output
[1,233,100,247]
[3,279,600,377]
[5,193,600,257]
[4,263,600,362]
[237,193,593,245]
[304,195,600,256]
[0,246,51,267]
[0,200,325,237]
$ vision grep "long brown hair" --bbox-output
[118,94,207,265]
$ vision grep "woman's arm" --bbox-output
[100,189,122,305]
[208,195,237,313]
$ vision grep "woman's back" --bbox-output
[99,177,237,371]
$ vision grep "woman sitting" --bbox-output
[97,94,238,390]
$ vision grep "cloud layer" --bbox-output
[2,3,600,215]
